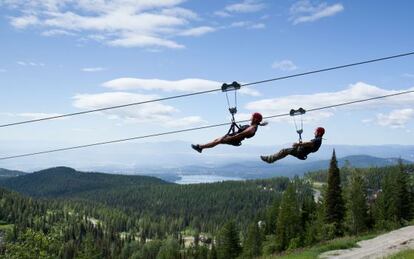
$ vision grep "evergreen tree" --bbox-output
[216,221,241,259]
[208,244,218,259]
[275,183,301,251]
[325,149,345,235]
[345,171,368,235]
[264,199,280,235]
[156,238,180,259]
[242,222,262,258]
[373,161,412,229]
[396,160,411,222]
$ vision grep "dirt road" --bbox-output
[319,225,414,259]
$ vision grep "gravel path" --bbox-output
[319,226,414,259]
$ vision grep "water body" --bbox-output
[175,174,243,184]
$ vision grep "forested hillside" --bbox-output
[0,166,168,197]
[0,167,290,233]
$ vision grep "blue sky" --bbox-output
[0,0,413,170]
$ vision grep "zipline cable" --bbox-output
[1,51,414,128]
[1,89,413,161]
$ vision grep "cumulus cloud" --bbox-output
[16,61,45,67]
[290,0,344,25]
[72,92,206,127]
[246,82,414,123]
[164,116,207,127]
[41,29,75,37]
[375,109,414,128]
[10,15,39,28]
[225,0,265,13]
[179,26,216,37]
[239,87,261,97]
[272,60,298,71]
[215,0,265,17]
[82,67,106,72]
[102,77,261,96]
[230,21,266,29]
[3,0,216,49]
[102,78,219,92]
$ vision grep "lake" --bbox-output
[175,174,243,184]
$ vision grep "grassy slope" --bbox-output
[389,249,414,259]
[264,233,380,259]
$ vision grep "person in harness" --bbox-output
[191,112,266,153]
[260,127,325,163]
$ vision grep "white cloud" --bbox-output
[102,78,219,92]
[375,109,414,128]
[239,87,261,97]
[102,77,261,97]
[272,60,298,71]
[214,10,232,18]
[82,67,106,72]
[72,91,206,127]
[73,92,177,122]
[249,23,265,29]
[4,0,215,49]
[215,0,265,18]
[108,34,185,49]
[17,61,45,67]
[230,21,266,29]
[0,69,6,73]
[41,29,75,37]
[179,26,216,37]
[165,116,207,127]
[9,15,39,28]
[246,82,414,123]
[225,0,265,13]
[290,0,344,25]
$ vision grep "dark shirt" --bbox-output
[309,136,323,153]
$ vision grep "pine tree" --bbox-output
[242,222,262,258]
[345,170,368,235]
[396,160,411,222]
[325,149,345,235]
[208,244,218,259]
[216,221,241,259]
[275,183,301,251]
[264,199,280,235]
[374,160,412,229]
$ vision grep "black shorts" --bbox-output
[221,135,242,146]
[285,147,309,160]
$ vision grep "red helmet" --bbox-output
[252,112,263,124]
[315,127,325,136]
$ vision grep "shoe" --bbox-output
[191,144,202,153]
[260,155,275,164]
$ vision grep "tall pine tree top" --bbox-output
[325,149,345,234]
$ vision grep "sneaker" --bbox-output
[260,155,274,164]
[191,144,202,153]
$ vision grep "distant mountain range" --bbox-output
[1,154,411,183]
[143,155,412,180]
[0,168,25,178]
[1,141,413,173]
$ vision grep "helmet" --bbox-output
[315,127,325,136]
[252,112,263,124]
